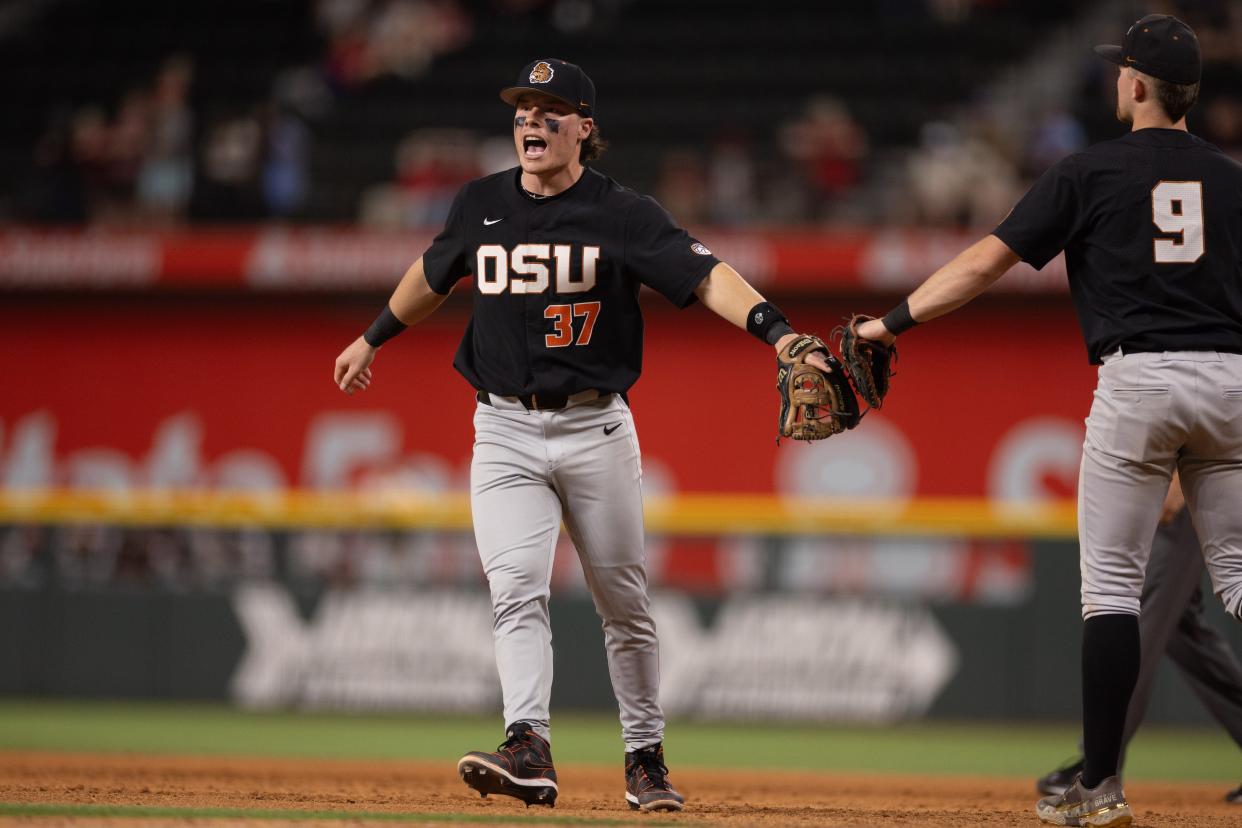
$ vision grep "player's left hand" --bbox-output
[855,317,896,346]
[774,333,834,374]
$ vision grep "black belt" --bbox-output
[476,390,625,411]
[476,390,574,411]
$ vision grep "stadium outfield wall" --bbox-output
[4,231,1231,726]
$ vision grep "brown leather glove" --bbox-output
[776,334,860,442]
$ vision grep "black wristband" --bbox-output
[746,301,794,345]
[764,319,795,345]
[881,299,918,336]
[363,305,408,347]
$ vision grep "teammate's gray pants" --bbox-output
[1079,351,1242,619]
[471,393,663,751]
[1118,510,1242,764]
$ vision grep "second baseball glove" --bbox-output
[836,314,896,409]
[776,333,860,442]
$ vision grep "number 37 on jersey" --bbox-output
[476,243,602,348]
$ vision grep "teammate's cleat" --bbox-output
[457,721,558,808]
[1037,757,1085,797]
[1036,774,1132,827]
[1226,783,1242,804]
[624,743,684,812]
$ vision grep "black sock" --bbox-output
[1080,613,1140,789]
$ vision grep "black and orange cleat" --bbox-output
[457,721,558,808]
[624,742,684,812]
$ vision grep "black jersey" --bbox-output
[993,128,1242,364]
[421,167,720,396]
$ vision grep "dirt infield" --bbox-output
[1,751,1240,827]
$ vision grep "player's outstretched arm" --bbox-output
[693,262,835,373]
[693,262,765,326]
[695,261,860,439]
[857,235,1020,344]
[333,257,451,395]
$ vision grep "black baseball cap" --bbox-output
[1094,14,1201,85]
[500,59,596,118]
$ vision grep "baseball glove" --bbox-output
[776,333,860,442]
[836,314,896,410]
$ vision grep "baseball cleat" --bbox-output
[457,721,558,808]
[624,742,684,812]
[1036,773,1132,827]
[1226,783,1242,804]
[1037,757,1085,797]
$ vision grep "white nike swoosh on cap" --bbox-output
[484,217,504,225]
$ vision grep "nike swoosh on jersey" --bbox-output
[483,217,504,225]
[603,423,622,435]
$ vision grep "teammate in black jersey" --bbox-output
[853,15,1242,827]
[333,58,829,812]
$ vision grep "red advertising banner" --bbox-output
[0,228,1068,294]
[2,294,1091,601]
[5,297,1093,498]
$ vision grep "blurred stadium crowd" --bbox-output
[7,0,1239,231]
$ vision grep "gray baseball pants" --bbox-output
[1117,510,1242,765]
[1080,351,1242,620]
[470,392,664,751]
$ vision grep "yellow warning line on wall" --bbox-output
[0,489,1079,539]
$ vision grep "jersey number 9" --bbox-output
[1152,181,1204,264]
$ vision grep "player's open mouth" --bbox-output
[523,136,548,159]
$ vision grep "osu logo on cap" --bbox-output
[530,61,554,83]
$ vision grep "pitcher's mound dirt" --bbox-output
[0,751,1237,826]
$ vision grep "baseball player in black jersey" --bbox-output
[852,15,1242,827]
[1037,473,1242,804]
[333,58,831,812]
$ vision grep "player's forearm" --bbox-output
[362,257,449,349]
[388,257,449,325]
[905,235,1020,323]
[694,262,767,330]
